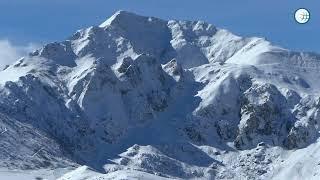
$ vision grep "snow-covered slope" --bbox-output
[1,10,320,179]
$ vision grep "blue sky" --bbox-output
[0,0,319,53]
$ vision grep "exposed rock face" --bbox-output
[235,83,291,149]
[1,10,320,179]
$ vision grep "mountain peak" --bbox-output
[2,10,320,180]
[99,10,160,28]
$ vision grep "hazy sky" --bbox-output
[0,0,319,54]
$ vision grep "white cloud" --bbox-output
[0,40,39,70]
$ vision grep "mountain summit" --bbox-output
[1,11,320,179]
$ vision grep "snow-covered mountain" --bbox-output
[1,10,320,180]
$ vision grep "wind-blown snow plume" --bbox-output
[0,39,38,69]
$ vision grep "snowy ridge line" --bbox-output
[0,10,319,180]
